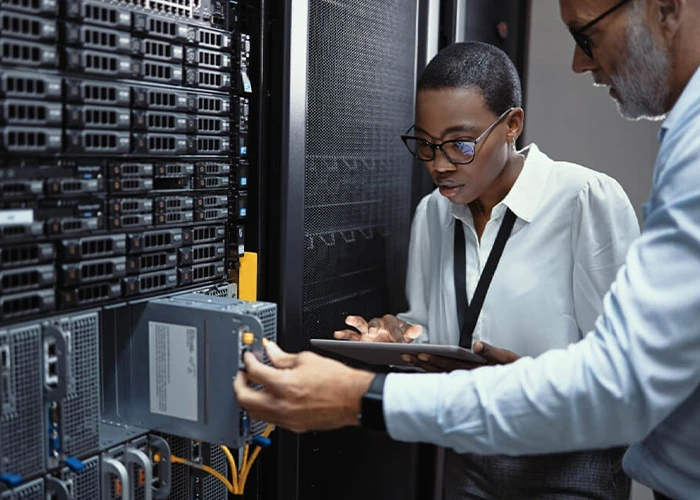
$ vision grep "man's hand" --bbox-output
[402,341,521,373]
[333,314,423,343]
[233,342,374,433]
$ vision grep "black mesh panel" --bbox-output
[298,1,419,499]
[303,0,416,348]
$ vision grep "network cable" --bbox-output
[169,455,235,495]
[238,423,274,494]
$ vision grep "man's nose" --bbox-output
[572,45,597,74]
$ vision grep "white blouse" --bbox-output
[398,143,640,357]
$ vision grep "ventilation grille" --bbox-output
[147,112,177,130]
[59,456,100,500]
[116,214,153,228]
[158,211,193,225]
[0,290,54,320]
[155,163,193,177]
[1,266,54,294]
[84,108,119,127]
[190,225,224,244]
[196,69,227,89]
[73,282,119,305]
[0,243,53,269]
[155,196,191,212]
[0,39,54,66]
[136,270,176,292]
[202,445,228,499]
[148,90,178,108]
[191,244,219,263]
[302,0,416,349]
[148,17,180,37]
[191,260,223,283]
[6,129,42,146]
[81,2,121,27]
[1,0,54,15]
[81,237,115,257]
[0,12,48,39]
[197,96,227,113]
[197,117,225,133]
[144,61,174,81]
[144,39,178,59]
[196,137,227,153]
[84,131,117,150]
[81,26,120,49]
[83,52,119,74]
[154,434,191,500]
[2,73,57,99]
[148,135,177,152]
[142,231,175,251]
[0,325,44,478]
[196,49,227,68]
[58,312,100,456]
[0,477,43,499]
[133,252,175,272]
[81,83,122,105]
[197,28,228,49]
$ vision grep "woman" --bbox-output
[335,42,638,499]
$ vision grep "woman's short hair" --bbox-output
[417,41,522,116]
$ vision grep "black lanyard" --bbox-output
[453,208,517,348]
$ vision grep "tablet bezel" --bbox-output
[310,339,487,367]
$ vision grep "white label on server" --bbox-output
[0,209,34,226]
[149,321,198,422]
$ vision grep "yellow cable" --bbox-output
[239,447,261,492]
[220,445,239,494]
[241,443,250,483]
[170,455,235,495]
[239,424,275,494]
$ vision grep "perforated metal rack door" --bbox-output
[302,0,415,348]
[293,1,420,499]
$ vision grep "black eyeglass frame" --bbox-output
[570,0,632,59]
[400,107,514,165]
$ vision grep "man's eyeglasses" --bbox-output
[401,108,513,165]
[570,0,632,59]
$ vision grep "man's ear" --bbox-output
[649,0,685,41]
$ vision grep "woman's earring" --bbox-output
[511,138,517,150]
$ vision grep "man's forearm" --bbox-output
[383,333,654,455]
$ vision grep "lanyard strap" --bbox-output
[453,208,517,348]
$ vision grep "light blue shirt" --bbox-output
[384,65,700,499]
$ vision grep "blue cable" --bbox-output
[65,457,86,473]
[0,473,22,487]
[251,436,271,448]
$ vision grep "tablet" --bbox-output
[310,339,487,367]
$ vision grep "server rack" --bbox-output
[0,0,269,496]
[1,0,531,497]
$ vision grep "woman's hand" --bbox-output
[333,314,424,343]
[402,341,521,372]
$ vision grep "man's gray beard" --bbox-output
[610,4,670,121]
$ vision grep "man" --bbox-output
[234,0,700,498]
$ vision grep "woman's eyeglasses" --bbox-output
[401,108,513,165]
